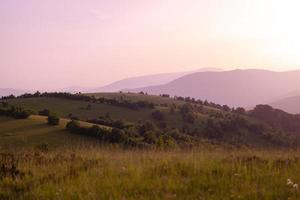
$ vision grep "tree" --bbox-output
[152,110,164,121]
[222,105,231,112]
[143,131,158,144]
[234,107,246,115]
[47,115,60,125]
[109,128,128,143]
[38,109,50,116]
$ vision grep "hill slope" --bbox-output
[1,92,296,148]
[0,115,97,150]
[130,69,300,107]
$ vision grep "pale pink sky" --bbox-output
[1,0,300,90]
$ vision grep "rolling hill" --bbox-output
[1,92,297,148]
[129,69,300,107]
[0,115,98,150]
[91,68,221,92]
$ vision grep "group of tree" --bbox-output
[151,110,164,121]
[180,103,196,124]
[1,92,155,110]
[47,114,60,125]
[0,105,33,119]
[249,105,300,132]
[66,118,187,148]
[87,115,132,129]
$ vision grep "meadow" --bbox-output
[1,146,300,200]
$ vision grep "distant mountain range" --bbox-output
[60,86,92,93]
[129,69,300,108]
[90,68,221,92]
[3,69,300,114]
[270,96,300,114]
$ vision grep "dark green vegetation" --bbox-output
[47,115,60,126]
[1,92,299,148]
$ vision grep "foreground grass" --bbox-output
[1,147,300,200]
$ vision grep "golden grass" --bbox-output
[1,146,300,200]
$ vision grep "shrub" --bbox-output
[47,115,60,125]
[109,128,129,143]
[182,112,196,124]
[0,106,33,119]
[143,131,158,144]
[156,135,176,148]
[66,120,81,132]
[152,110,164,121]
[38,109,50,116]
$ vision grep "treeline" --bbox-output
[66,120,185,148]
[1,92,155,110]
[87,115,133,129]
[250,105,300,132]
[139,92,247,114]
[0,105,33,119]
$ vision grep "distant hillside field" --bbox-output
[3,95,207,130]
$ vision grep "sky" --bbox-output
[1,0,300,90]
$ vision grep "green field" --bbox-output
[4,96,209,130]
[0,116,108,151]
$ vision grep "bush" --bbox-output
[0,106,33,119]
[109,128,129,143]
[143,131,158,144]
[38,109,50,116]
[66,120,80,131]
[47,115,60,125]
[152,110,164,121]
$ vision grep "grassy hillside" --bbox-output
[4,94,213,130]
[0,115,106,150]
[1,92,296,148]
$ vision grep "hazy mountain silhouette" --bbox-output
[60,86,92,93]
[270,96,300,114]
[90,68,221,92]
[0,88,31,97]
[129,69,300,107]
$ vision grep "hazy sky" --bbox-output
[1,0,300,90]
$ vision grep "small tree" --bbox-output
[152,110,164,121]
[39,109,50,116]
[47,115,60,125]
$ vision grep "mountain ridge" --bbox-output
[128,69,300,107]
